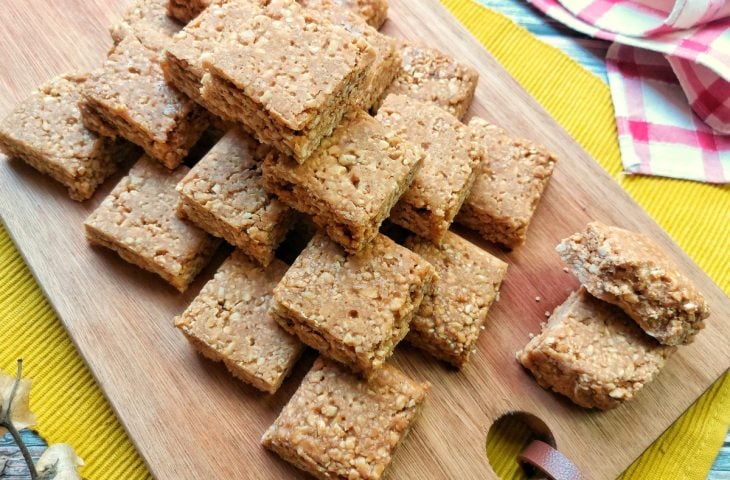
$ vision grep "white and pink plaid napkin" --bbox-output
[529,0,730,183]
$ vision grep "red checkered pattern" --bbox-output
[607,44,729,183]
[529,0,730,182]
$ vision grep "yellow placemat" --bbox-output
[0,1,727,479]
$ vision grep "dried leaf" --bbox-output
[37,443,84,480]
[0,369,36,434]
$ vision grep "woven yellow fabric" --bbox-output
[0,224,150,479]
[0,1,727,479]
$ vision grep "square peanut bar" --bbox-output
[382,41,478,120]
[301,0,388,29]
[175,250,303,393]
[305,1,400,110]
[557,222,710,345]
[163,0,263,106]
[81,33,210,170]
[0,73,133,201]
[262,110,423,253]
[177,129,296,266]
[457,117,557,249]
[517,288,674,410]
[271,232,436,377]
[262,356,428,480]
[405,232,507,368]
[376,94,482,242]
[200,0,376,162]
[84,155,220,292]
[110,0,183,50]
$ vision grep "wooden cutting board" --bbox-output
[1,1,728,478]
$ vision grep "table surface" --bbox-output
[0,0,727,479]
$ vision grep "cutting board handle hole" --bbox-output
[486,411,555,479]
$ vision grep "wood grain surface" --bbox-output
[0,1,728,479]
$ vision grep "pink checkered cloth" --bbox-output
[529,0,730,183]
[607,44,729,182]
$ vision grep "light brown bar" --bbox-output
[517,288,674,410]
[457,117,557,248]
[110,0,183,50]
[176,129,296,266]
[162,0,263,106]
[0,73,134,201]
[262,356,428,480]
[262,110,424,253]
[168,0,212,23]
[381,41,478,120]
[81,33,210,170]
[300,0,388,31]
[376,94,482,242]
[305,1,400,110]
[200,0,376,162]
[556,222,710,345]
[405,232,507,368]
[271,232,436,377]
[84,155,220,292]
[175,250,303,393]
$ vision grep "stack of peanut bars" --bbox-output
[517,222,710,410]
[0,0,564,478]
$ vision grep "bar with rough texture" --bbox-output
[457,117,557,248]
[556,222,710,345]
[405,232,507,368]
[376,94,481,242]
[200,0,375,162]
[175,250,303,393]
[306,2,400,110]
[162,0,263,106]
[300,0,388,29]
[81,33,210,170]
[262,110,423,253]
[110,0,183,49]
[84,155,220,292]
[262,356,429,480]
[176,129,296,266]
[271,232,436,377]
[381,41,479,119]
[0,73,134,201]
[517,288,674,409]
